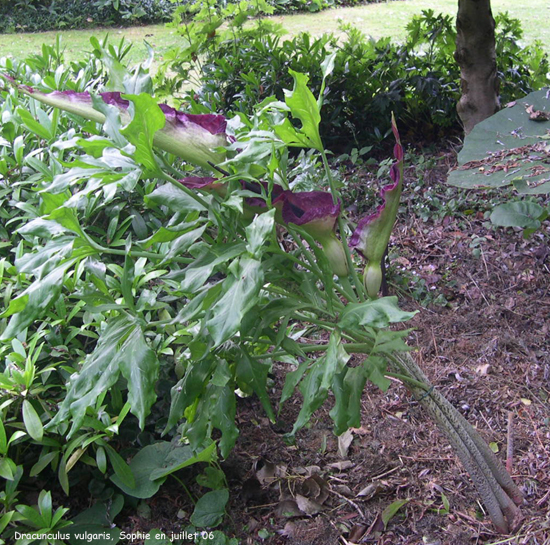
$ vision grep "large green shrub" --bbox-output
[0,0,392,33]
[0,0,180,33]
[160,9,549,150]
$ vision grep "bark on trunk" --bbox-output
[455,0,499,134]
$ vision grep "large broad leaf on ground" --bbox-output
[490,201,547,229]
[110,441,216,497]
[448,89,550,194]
[190,489,229,528]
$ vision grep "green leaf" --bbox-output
[0,419,7,455]
[110,442,171,498]
[490,201,546,229]
[58,458,69,495]
[236,349,275,422]
[319,51,337,107]
[0,511,15,535]
[16,503,47,529]
[211,385,239,458]
[18,218,68,238]
[37,490,53,524]
[167,356,216,431]
[280,359,308,407]
[369,328,411,355]
[68,498,123,545]
[47,207,86,239]
[320,330,349,391]
[1,261,73,340]
[49,314,158,436]
[205,257,263,347]
[329,366,368,435]
[15,238,74,277]
[183,381,236,456]
[190,489,229,528]
[165,225,208,261]
[448,89,550,191]
[288,331,348,436]
[196,467,226,490]
[148,442,217,480]
[245,208,275,257]
[289,363,327,436]
[0,457,16,480]
[320,51,337,83]
[146,183,207,213]
[118,326,159,428]
[22,400,44,442]
[96,446,107,474]
[278,70,323,150]
[30,451,58,477]
[171,243,245,293]
[17,106,53,140]
[104,444,135,489]
[275,117,315,149]
[338,296,417,330]
[364,356,391,392]
[120,94,165,173]
[70,494,124,526]
[381,498,409,528]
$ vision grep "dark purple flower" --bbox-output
[275,190,348,277]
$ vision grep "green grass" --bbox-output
[0,25,180,66]
[268,0,550,46]
[0,0,548,65]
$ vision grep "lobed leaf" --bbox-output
[338,296,417,330]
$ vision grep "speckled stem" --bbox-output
[391,352,523,534]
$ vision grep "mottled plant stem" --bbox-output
[390,352,523,534]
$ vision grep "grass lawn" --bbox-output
[268,0,550,45]
[0,0,548,66]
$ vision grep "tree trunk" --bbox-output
[455,0,499,134]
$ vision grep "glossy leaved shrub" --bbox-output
[160,9,550,150]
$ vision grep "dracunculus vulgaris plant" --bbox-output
[0,71,522,534]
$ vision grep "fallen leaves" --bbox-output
[525,104,550,122]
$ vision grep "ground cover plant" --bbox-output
[1,20,541,541]
[0,0,181,34]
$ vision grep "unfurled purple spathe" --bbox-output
[0,75,227,170]
[275,190,349,277]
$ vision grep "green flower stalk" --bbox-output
[0,75,227,170]
[350,114,403,297]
